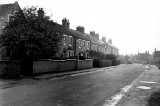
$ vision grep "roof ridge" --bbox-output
[0,2,15,6]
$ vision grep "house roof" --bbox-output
[154,51,160,57]
[0,2,21,18]
[54,23,103,45]
[53,23,119,49]
[106,42,118,50]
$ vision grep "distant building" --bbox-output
[153,48,160,66]
[137,51,151,62]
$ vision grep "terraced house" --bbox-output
[0,2,119,60]
[53,17,119,59]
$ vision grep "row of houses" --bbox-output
[0,1,119,60]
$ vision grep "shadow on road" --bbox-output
[147,88,160,106]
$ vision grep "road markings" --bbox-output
[140,81,157,84]
[102,85,132,106]
[136,86,151,90]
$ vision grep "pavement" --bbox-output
[1,64,160,106]
[34,66,117,80]
[116,65,160,106]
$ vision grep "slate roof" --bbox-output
[154,51,160,57]
[0,2,21,18]
[54,23,103,45]
[53,22,119,50]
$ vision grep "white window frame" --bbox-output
[63,34,67,45]
[8,14,13,22]
[68,50,74,57]
[13,10,18,15]
[87,41,90,49]
[68,36,73,46]
[83,40,85,47]
[78,39,81,48]
[2,25,6,29]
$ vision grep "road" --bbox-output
[0,64,147,106]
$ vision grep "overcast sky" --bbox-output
[1,0,160,55]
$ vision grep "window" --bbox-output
[87,41,90,49]
[78,39,81,48]
[8,14,13,22]
[68,36,73,46]
[2,25,6,29]
[95,45,98,51]
[81,40,84,47]
[86,41,90,50]
[98,46,101,51]
[63,34,67,45]
[13,10,18,15]
[83,40,85,47]
[68,50,74,57]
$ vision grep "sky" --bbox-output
[1,0,160,55]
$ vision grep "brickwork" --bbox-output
[33,59,93,75]
[0,60,21,78]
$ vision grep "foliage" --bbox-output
[89,50,106,60]
[0,7,62,60]
[93,59,112,67]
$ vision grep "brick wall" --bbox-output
[0,60,21,78]
[33,59,93,75]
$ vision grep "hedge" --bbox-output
[93,59,112,68]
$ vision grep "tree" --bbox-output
[106,54,118,65]
[0,6,62,60]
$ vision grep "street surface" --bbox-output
[0,64,146,106]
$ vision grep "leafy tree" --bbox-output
[0,6,62,60]
[106,54,118,65]
[89,50,106,60]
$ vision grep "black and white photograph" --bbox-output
[0,0,160,106]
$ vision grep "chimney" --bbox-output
[37,8,44,18]
[76,26,85,33]
[15,1,18,4]
[62,18,70,29]
[108,39,112,44]
[90,31,95,37]
[95,34,99,40]
[102,36,106,43]
[67,20,70,29]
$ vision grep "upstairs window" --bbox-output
[63,34,67,45]
[8,14,13,22]
[2,25,6,29]
[78,39,81,48]
[87,41,90,49]
[82,40,85,47]
[68,36,73,46]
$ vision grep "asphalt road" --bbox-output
[0,64,146,106]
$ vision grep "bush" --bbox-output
[89,50,105,60]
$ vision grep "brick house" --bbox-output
[0,2,119,60]
[0,1,21,60]
[137,51,151,62]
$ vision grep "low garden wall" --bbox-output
[0,60,21,78]
[33,59,93,75]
